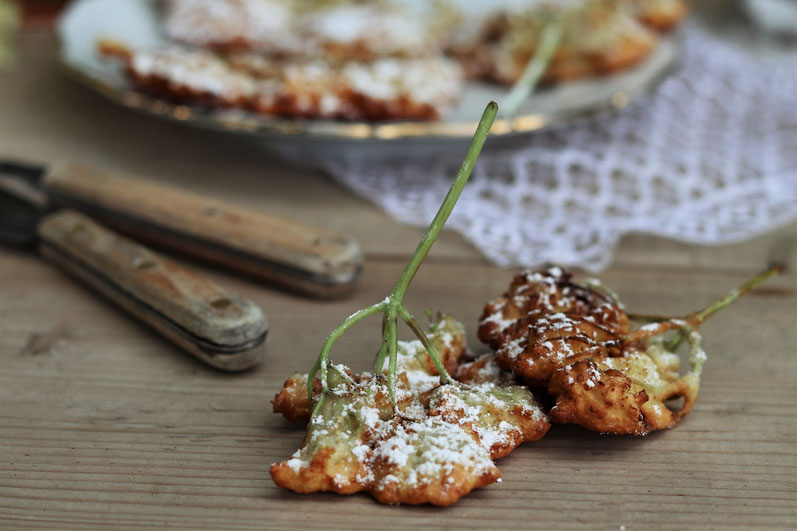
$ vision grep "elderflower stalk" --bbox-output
[562,265,782,369]
[663,264,782,351]
[307,102,499,406]
[623,265,782,349]
[501,13,565,118]
[0,0,19,70]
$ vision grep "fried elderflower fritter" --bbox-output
[479,267,630,387]
[369,417,499,506]
[635,0,690,32]
[479,266,779,435]
[271,315,549,505]
[545,332,706,434]
[271,104,502,505]
[273,314,467,423]
[271,369,384,495]
[430,381,549,459]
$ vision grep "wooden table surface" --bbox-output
[1,30,796,530]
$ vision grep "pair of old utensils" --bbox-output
[0,160,362,371]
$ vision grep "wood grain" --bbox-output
[1,248,796,529]
[1,28,796,530]
[37,210,267,370]
[44,160,362,298]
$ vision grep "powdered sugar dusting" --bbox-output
[126,46,463,120]
[372,417,496,488]
[130,46,256,100]
[271,315,549,503]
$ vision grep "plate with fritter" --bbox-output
[57,0,682,147]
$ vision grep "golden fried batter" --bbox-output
[450,1,659,86]
[431,381,549,459]
[547,359,650,434]
[271,316,548,505]
[455,352,516,386]
[635,0,690,32]
[273,316,546,434]
[272,373,316,422]
[369,417,500,506]
[271,380,379,495]
[479,267,629,386]
[100,1,691,125]
[100,42,463,122]
[547,334,705,435]
[273,315,469,423]
[479,267,706,435]
[271,371,504,505]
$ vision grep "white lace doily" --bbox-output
[314,26,797,271]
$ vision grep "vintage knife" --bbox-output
[0,159,363,297]
[0,185,268,371]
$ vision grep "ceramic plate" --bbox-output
[57,0,680,149]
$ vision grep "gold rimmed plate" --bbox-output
[57,0,680,149]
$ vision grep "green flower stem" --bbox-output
[398,306,453,384]
[372,314,390,374]
[306,102,498,406]
[623,266,781,352]
[307,301,387,399]
[390,102,498,300]
[501,16,565,118]
[693,265,782,324]
[663,265,782,351]
[385,307,398,406]
[0,0,20,70]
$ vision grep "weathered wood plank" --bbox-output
[1,245,795,528]
[2,27,796,531]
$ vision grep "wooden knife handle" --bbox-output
[37,210,268,371]
[42,160,362,298]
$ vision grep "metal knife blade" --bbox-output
[0,168,47,246]
[0,187,39,246]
